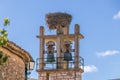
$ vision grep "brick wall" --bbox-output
[38,71,82,80]
[0,47,25,80]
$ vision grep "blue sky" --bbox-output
[0,0,120,80]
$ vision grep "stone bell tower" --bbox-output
[36,12,84,80]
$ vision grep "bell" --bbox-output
[47,53,55,62]
[64,52,72,61]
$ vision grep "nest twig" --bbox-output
[46,12,72,29]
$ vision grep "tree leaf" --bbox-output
[4,18,10,26]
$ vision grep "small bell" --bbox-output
[63,41,72,61]
[64,52,72,61]
[47,52,55,62]
[46,41,55,62]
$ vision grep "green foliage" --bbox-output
[4,18,10,26]
[0,52,9,65]
[0,29,8,46]
[0,18,10,65]
[0,51,3,58]
[2,54,9,63]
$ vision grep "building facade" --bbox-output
[0,41,34,80]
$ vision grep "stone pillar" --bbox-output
[57,36,61,69]
[40,26,44,70]
[74,24,80,69]
[63,26,69,69]
[63,26,69,34]
[56,25,64,69]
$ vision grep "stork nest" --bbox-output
[46,12,72,29]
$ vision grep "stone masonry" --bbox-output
[38,70,82,80]
[0,41,34,80]
[0,46,25,80]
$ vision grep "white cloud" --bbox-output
[113,11,120,20]
[96,50,120,57]
[84,65,98,73]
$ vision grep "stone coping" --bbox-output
[1,41,34,62]
[37,68,84,73]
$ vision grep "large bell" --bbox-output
[64,52,72,61]
[47,53,55,62]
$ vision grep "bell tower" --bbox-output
[36,12,84,80]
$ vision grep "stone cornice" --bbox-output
[2,41,34,62]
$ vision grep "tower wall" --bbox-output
[38,71,82,80]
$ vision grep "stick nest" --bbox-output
[46,12,72,29]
